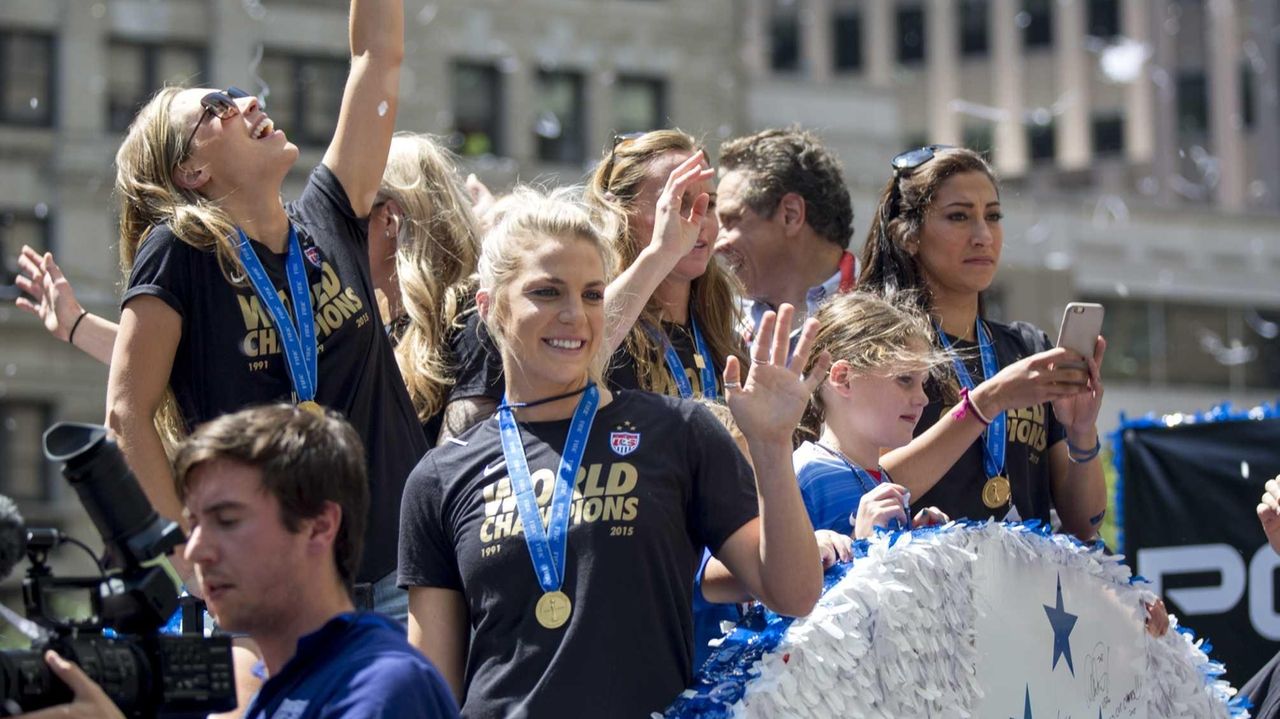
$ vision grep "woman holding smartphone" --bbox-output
[858,146,1107,541]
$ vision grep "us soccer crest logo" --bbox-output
[304,245,323,268]
[610,421,640,456]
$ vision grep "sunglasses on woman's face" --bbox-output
[177,87,253,165]
[890,144,955,176]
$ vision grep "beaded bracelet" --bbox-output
[1067,435,1101,464]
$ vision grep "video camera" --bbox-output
[0,423,236,718]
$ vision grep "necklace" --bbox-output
[498,384,590,411]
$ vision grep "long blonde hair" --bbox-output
[478,187,618,385]
[583,130,746,393]
[798,291,950,442]
[114,86,243,284]
[380,134,482,422]
[114,86,248,451]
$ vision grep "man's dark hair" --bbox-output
[718,127,854,249]
[173,404,369,589]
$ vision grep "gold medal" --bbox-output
[535,590,572,629]
[297,400,325,417]
[982,475,1012,509]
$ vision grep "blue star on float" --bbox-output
[1010,684,1033,719]
[1043,572,1079,676]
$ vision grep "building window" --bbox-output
[1176,71,1208,136]
[770,8,801,72]
[1087,0,1120,39]
[0,401,54,502]
[0,212,51,301]
[963,124,994,159]
[1021,0,1053,49]
[1241,63,1255,129]
[960,0,989,57]
[535,71,585,165]
[0,31,55,126]
[897,6,926,65]
[1092,114,1124,156]
[257,52,347,148]
[1028,121,1055,162]
[614,76,665,135]
[108,41,206,133]
[452,62,504,157]
[833,10,862,73]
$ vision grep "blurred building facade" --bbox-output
[741,0,1280,430]
[0,0,740,568]
[0,0,1277,560]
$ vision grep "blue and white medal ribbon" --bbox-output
[237,226,320,413]
[936,319,1010,509]
[496,383,600,629]
[655,312,719,400]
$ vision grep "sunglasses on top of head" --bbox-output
[176,87,253,166]
[889,144,956,177]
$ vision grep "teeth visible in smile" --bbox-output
[546,339,583,350]
[253,117,274,139]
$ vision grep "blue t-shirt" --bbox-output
[691,549,742,669]
[243,612,458,719]
[794,441,881,534]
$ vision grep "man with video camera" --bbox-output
[17,405,457,719]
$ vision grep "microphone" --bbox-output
[0,495,26,581]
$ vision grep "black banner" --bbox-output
[1121,416,1280,684]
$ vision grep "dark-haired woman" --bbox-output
[858,146,1107,541]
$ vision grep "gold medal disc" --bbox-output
[297,400,325,417]
[982,475,1012,509]
[535,590,572,629]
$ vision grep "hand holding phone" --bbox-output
[1056,302,1104,363]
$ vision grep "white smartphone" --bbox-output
[1056,302,1105,358]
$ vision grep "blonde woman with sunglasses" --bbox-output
[106,0,421,615]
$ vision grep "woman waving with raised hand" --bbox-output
[399,188,824,717]
[107,0,419,611]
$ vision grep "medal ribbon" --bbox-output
[496,384,600,593]
[837,250,856,294]
[814,443,881,495]
[237,226,318,404]
[653,312,719,401]
[936,319,1006,479]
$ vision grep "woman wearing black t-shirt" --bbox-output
[105,0,421,603]
[857,146,1107,541]
[399,188,825,716]
[584,129,746,399]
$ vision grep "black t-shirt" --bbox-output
[913,319,1067,523]
[398,391,759,718]
[447,309,505,405]
[123,165,426,583]
[606,320,725,399]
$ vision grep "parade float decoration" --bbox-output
[664,521,1250,718]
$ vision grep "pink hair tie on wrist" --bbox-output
[954,388,993,426]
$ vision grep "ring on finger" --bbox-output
[723,381,741,389]
[751,357,768,365]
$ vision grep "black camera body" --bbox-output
[0,423,237,718]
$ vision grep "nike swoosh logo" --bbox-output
[483,459,506,477]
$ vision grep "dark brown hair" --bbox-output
[718,127,854,249]
[173,404,368,588]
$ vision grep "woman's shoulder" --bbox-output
[985,318,1053,356]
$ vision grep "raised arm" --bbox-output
[1047,337,1108,541]
[322,0,404,217]
[713,306,827,617]
[408,587,469,703]
[15,247,118,365]
[602,153,713,354]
